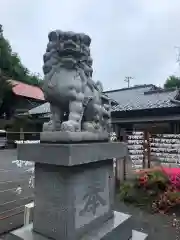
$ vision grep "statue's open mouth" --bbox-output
[63,40,78,49]
[59,49,85,59]
[61,48,81,56]
[58,39,89,58]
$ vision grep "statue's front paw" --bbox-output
[61,121,77,132]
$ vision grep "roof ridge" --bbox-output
[144,88,177,95]
[8,79,41,89]
[104,84,156,93]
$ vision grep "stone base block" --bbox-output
[40,131,109,143]
[33,160,114,239]
[17,142,128,240]
[6,211,135,240]
[17,142,127,166]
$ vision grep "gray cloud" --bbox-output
[1,0,180,90]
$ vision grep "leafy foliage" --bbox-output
[164,75,180,89]
[119,170,180,214]
[0,72,15,118]
[0,25,41,86]
[0,73,12,99]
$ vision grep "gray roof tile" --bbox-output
[106,85,179,112]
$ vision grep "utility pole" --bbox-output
[124,76,133,88]
[175,46,180,67]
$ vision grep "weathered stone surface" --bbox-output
[17,142,127,166]
[15,139,128,239]
[41,30,111,135]
[16,141,127,239]
[32,160,114,239]
[40,131,109,143]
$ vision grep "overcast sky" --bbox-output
[1,0,180,90]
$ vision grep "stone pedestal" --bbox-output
[7,142,127,240]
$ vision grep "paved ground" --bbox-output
[2,199,179,239]
[0,149,33,235]
[113,196,180,239]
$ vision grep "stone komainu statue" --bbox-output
[42,30,111,133]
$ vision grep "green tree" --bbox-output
[0,25,42,119]
[164,75,180,89]
[0,25,42,86]
[0,71,15,119]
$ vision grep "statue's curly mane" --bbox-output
[42,30,93,80]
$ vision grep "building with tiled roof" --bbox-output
[0,80,46,140]
[107,85,179,111]
[0,80,45,120]
[107,85,180,125]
